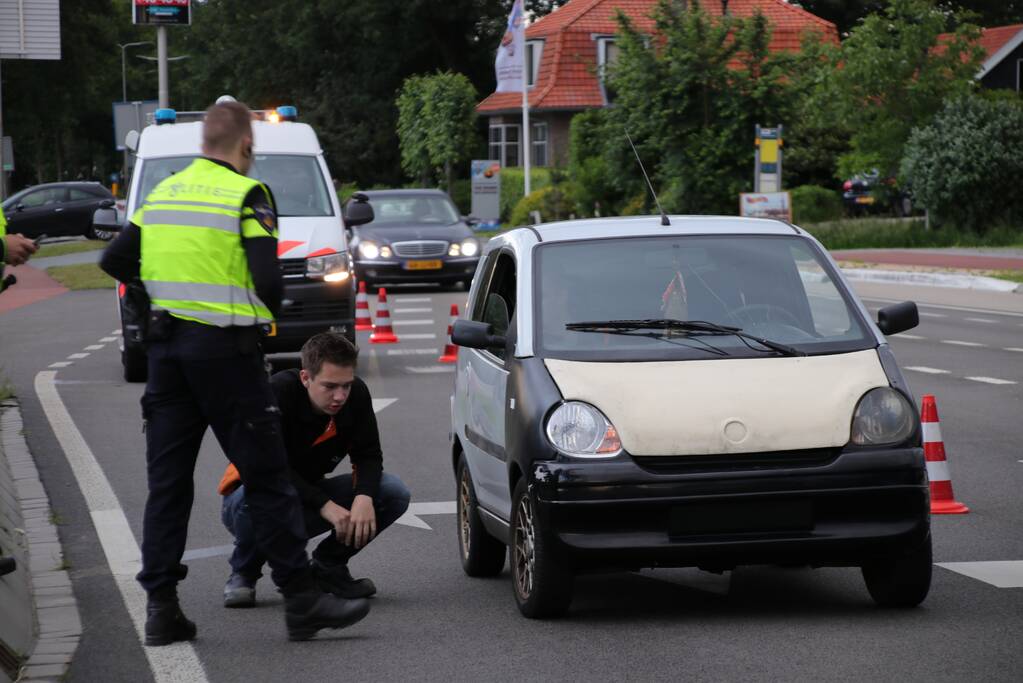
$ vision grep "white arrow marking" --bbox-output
[372,398,398,413]
[395,501,457,530]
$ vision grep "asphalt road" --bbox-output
[1,280,1022,682]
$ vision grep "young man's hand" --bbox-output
[347,495,377,549]
[320,500,352,542]
[4,234,38,266]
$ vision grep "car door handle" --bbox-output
[54,208,64,212]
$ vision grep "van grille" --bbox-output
[392,240,448,258]
[280,259,305,279]
[278,299,352,321]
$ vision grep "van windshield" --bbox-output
[134,154,334,217]
[535,235,875,361]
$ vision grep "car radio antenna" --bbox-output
[625,129,670,226]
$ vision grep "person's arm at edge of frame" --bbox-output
[99,221,142,283]
[240,185,282,318]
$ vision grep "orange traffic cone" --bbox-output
[921,394,969,514]
[369,288,399,344]
[355,281,373,331]
[439,304,459,363]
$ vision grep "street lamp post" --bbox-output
[119,41,153,103]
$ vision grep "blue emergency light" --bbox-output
[154,108,177,125]
[276,106,298,122]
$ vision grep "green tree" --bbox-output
[807,0,984,181]
[901,96,1023,231]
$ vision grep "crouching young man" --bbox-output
[218,332,411,606]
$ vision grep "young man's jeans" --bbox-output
[222,472,411,579]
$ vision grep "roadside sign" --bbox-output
[754,124,783,193]
[133,0,191,26]
[113,101,159,151]
[0,0,61,60]
[1,137,12,172]
[740,192,792,222]
[471,160,502,224]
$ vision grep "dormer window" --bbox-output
[596,36,620,104]
[526,40,545,88]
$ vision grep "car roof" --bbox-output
[360,189,450,198]
[518,215,803,244]
[137,120,322,157]
[16,181,105,190]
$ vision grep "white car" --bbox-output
[450,215,930,618]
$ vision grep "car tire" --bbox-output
[510,478,573,619]
[122,347,148,383]
[861,534,932,608]
[456,455,506,577]
[88,222,115,241]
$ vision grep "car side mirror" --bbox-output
[99,198,116,208]
[92,207,122,233]
[15,203,25,212]
[877,301,918,336]
[344,197,374,227]
[463,215,480,227]
[452,319,506,350]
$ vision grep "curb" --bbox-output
[840,267,1022,293]
[0,401,82,682]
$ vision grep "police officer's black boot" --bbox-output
[311,559,377,599]
[281,569,370,641]
[145,586,197,646]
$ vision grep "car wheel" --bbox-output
[456,455,506,577]
[510,478,573,618]
[122,347,148,383]
[88,221,115,241]
[861,534,932,608]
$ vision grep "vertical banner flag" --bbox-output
[495,0,526,93]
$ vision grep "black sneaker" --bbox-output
[282,571,370,641]
[311,559,377,599]
[223,573,257,608]
[145,589,197,646]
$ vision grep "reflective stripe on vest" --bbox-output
[138,158,274,327]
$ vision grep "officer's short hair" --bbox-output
[301,332,359,377]
[202,101,252,154]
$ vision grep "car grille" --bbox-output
[391,240,448,258]
[280,259,306,279]
[278,299,352,321]
[632,448,841,474]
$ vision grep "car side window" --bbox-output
[20,188,64,208]
[69,189,95,201]
[473,252,517,362]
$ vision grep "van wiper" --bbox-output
[566,319,806,357]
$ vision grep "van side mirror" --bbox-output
[452,319,506,350]
[877,301,918,336]
[344,196,374,227]
[92,207,122,232]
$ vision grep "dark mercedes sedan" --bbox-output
[1,182,116,240]
[347,189,481,289]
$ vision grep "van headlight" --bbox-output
[849,388,916,446]
[545,402,622,458]
[307,252,350,283]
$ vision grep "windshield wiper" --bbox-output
[566,319,806,357]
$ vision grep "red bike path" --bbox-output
[831,250,1023,271]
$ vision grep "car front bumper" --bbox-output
[354,256,479,284]
[530,446,929,570]
[262,278,355,353]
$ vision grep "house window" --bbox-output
[1017,59,1022,92]
[526,40,545,88]
[489,123,521,168]
[596,36,621,103]
[532,122,549,167]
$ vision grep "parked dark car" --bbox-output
[1,182,116,240]
[347,189,481,289]
[842,172,913,217]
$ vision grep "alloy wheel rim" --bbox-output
[459,470,471,559]
[514,495,535,599]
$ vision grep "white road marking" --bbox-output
[395,501,457,530]
[893,334,925,340]
[84,345,105,351]
[34,371,210,682]
[941,340,985,347]
[112,329,122,334]
[1006,348,1023,353]
[67,353,89,359]
[965,317,998,324]
[905,366,950,375]
[393,308,432,314]
[938,561,1023,588]
[918,312,947,318]
[965,376,1017,385]
[372,398,398,413]
[398,333,437,340]
[100,337,118,342]
[406,366,455,374]
[384,348,438,356]
[392,319,434,326]
[49,361,72,368]
[392,297,431,303]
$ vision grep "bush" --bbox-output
[902,96,1023,232]
[500,167,553,221]
[449,179,471,215]
[508,185,577,226]
[791,185,843,224]
[803,218,1023,250]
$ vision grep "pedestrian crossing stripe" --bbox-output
[938,561,1023,588]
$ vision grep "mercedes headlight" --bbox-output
[460,239,479,257]
[545,402,622,458]
[849,388,915,446]
[307,252,350,283]
[358,241,380,260]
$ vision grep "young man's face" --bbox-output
[300,361,356,415]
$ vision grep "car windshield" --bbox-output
[134,154,333,217]
[535,234,874,361]
[365,194,460,226]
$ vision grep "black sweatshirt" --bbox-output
[99,158,283,317]
[271,369,384,509]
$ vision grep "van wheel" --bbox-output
[511,478,573,618]
[861,534,932,607]
[457,456,505,577]
[122,347,148,383]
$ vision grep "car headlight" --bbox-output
[306,252,350,283]
[460,238,479,257]
[849,387,916,446]
[545,401,622,458]
[358,241,380,259]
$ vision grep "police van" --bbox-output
[101,100,371,381]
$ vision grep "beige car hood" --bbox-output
[544,349,888,456]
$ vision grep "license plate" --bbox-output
[855,196,875,205]
[405,259,443,270]
[668,499,813,537]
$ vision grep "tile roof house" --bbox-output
[478,0,838,169]
[938,23,1023,92]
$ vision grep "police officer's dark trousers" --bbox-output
[136,319,309,595]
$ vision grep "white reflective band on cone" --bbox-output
[926,459,951,482]
[922,422,943,443]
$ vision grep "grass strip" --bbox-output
[46,263,114,290]
[36,239,107,258]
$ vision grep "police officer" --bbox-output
[100,100,369,644]
[1,204,39,289]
